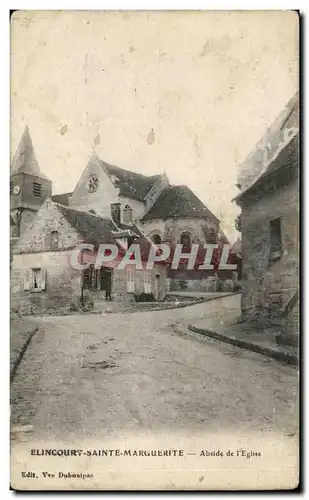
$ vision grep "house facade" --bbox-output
[235,93,299,346]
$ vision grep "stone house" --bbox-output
[11,199,167,314]
[11,126,234,298]
[234,93,299,345]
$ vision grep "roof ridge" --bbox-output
[52,191,73,196]
[99,157,160,180]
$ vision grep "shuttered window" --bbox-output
[24,268,46,291]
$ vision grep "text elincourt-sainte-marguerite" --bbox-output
[30,448,261,459]
[30,448,184,457]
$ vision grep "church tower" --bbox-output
[10,126,52,238]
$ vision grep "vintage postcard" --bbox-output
[10,10,299,491]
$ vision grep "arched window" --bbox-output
[151,234,162,245]
[180,232,192,251]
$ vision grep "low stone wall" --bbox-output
[170,278,236,293]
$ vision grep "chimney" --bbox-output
[110,202,121,225]
[122,205,133,226]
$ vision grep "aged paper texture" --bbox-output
[10,10,299,490]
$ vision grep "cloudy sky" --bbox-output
[11,10,298,242]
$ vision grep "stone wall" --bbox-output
[240,174,299,337]
[141,217,219,246]
[11,251,81,314]
[13,200,81,254]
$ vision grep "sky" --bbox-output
[10,10,298,243]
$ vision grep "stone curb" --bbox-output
[188,324,298,367]
[10,326,38,381]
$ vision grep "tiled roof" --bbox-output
[56,205,155,261]
[142,185,219,222]
[101,161,160,201]
[11,126,50,180]
[57,205,116,245]
[52,192,72,206]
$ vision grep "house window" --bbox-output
[144,273,152,294]
[126,269,135,293]
[180,232,192,251]
[24,268,46,291]
[270,218,282,260]
[151,234,162,245]
[33,182,42,197]
[50,231,59,250]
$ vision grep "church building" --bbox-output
[10,126,231,313]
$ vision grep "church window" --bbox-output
[50,231,59,250]
[10,181,13,195]
[180,232,192,251]
[151,234,162,245]
[207,228,217,244]
[33,182,42,197]
[88,174,99,193]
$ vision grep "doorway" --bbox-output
[100,267,113,300]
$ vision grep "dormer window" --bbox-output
[33,182,42,197]
[110,174,120,185]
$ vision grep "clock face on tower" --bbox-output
[88,174,99,193]
[13,185,20,195]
